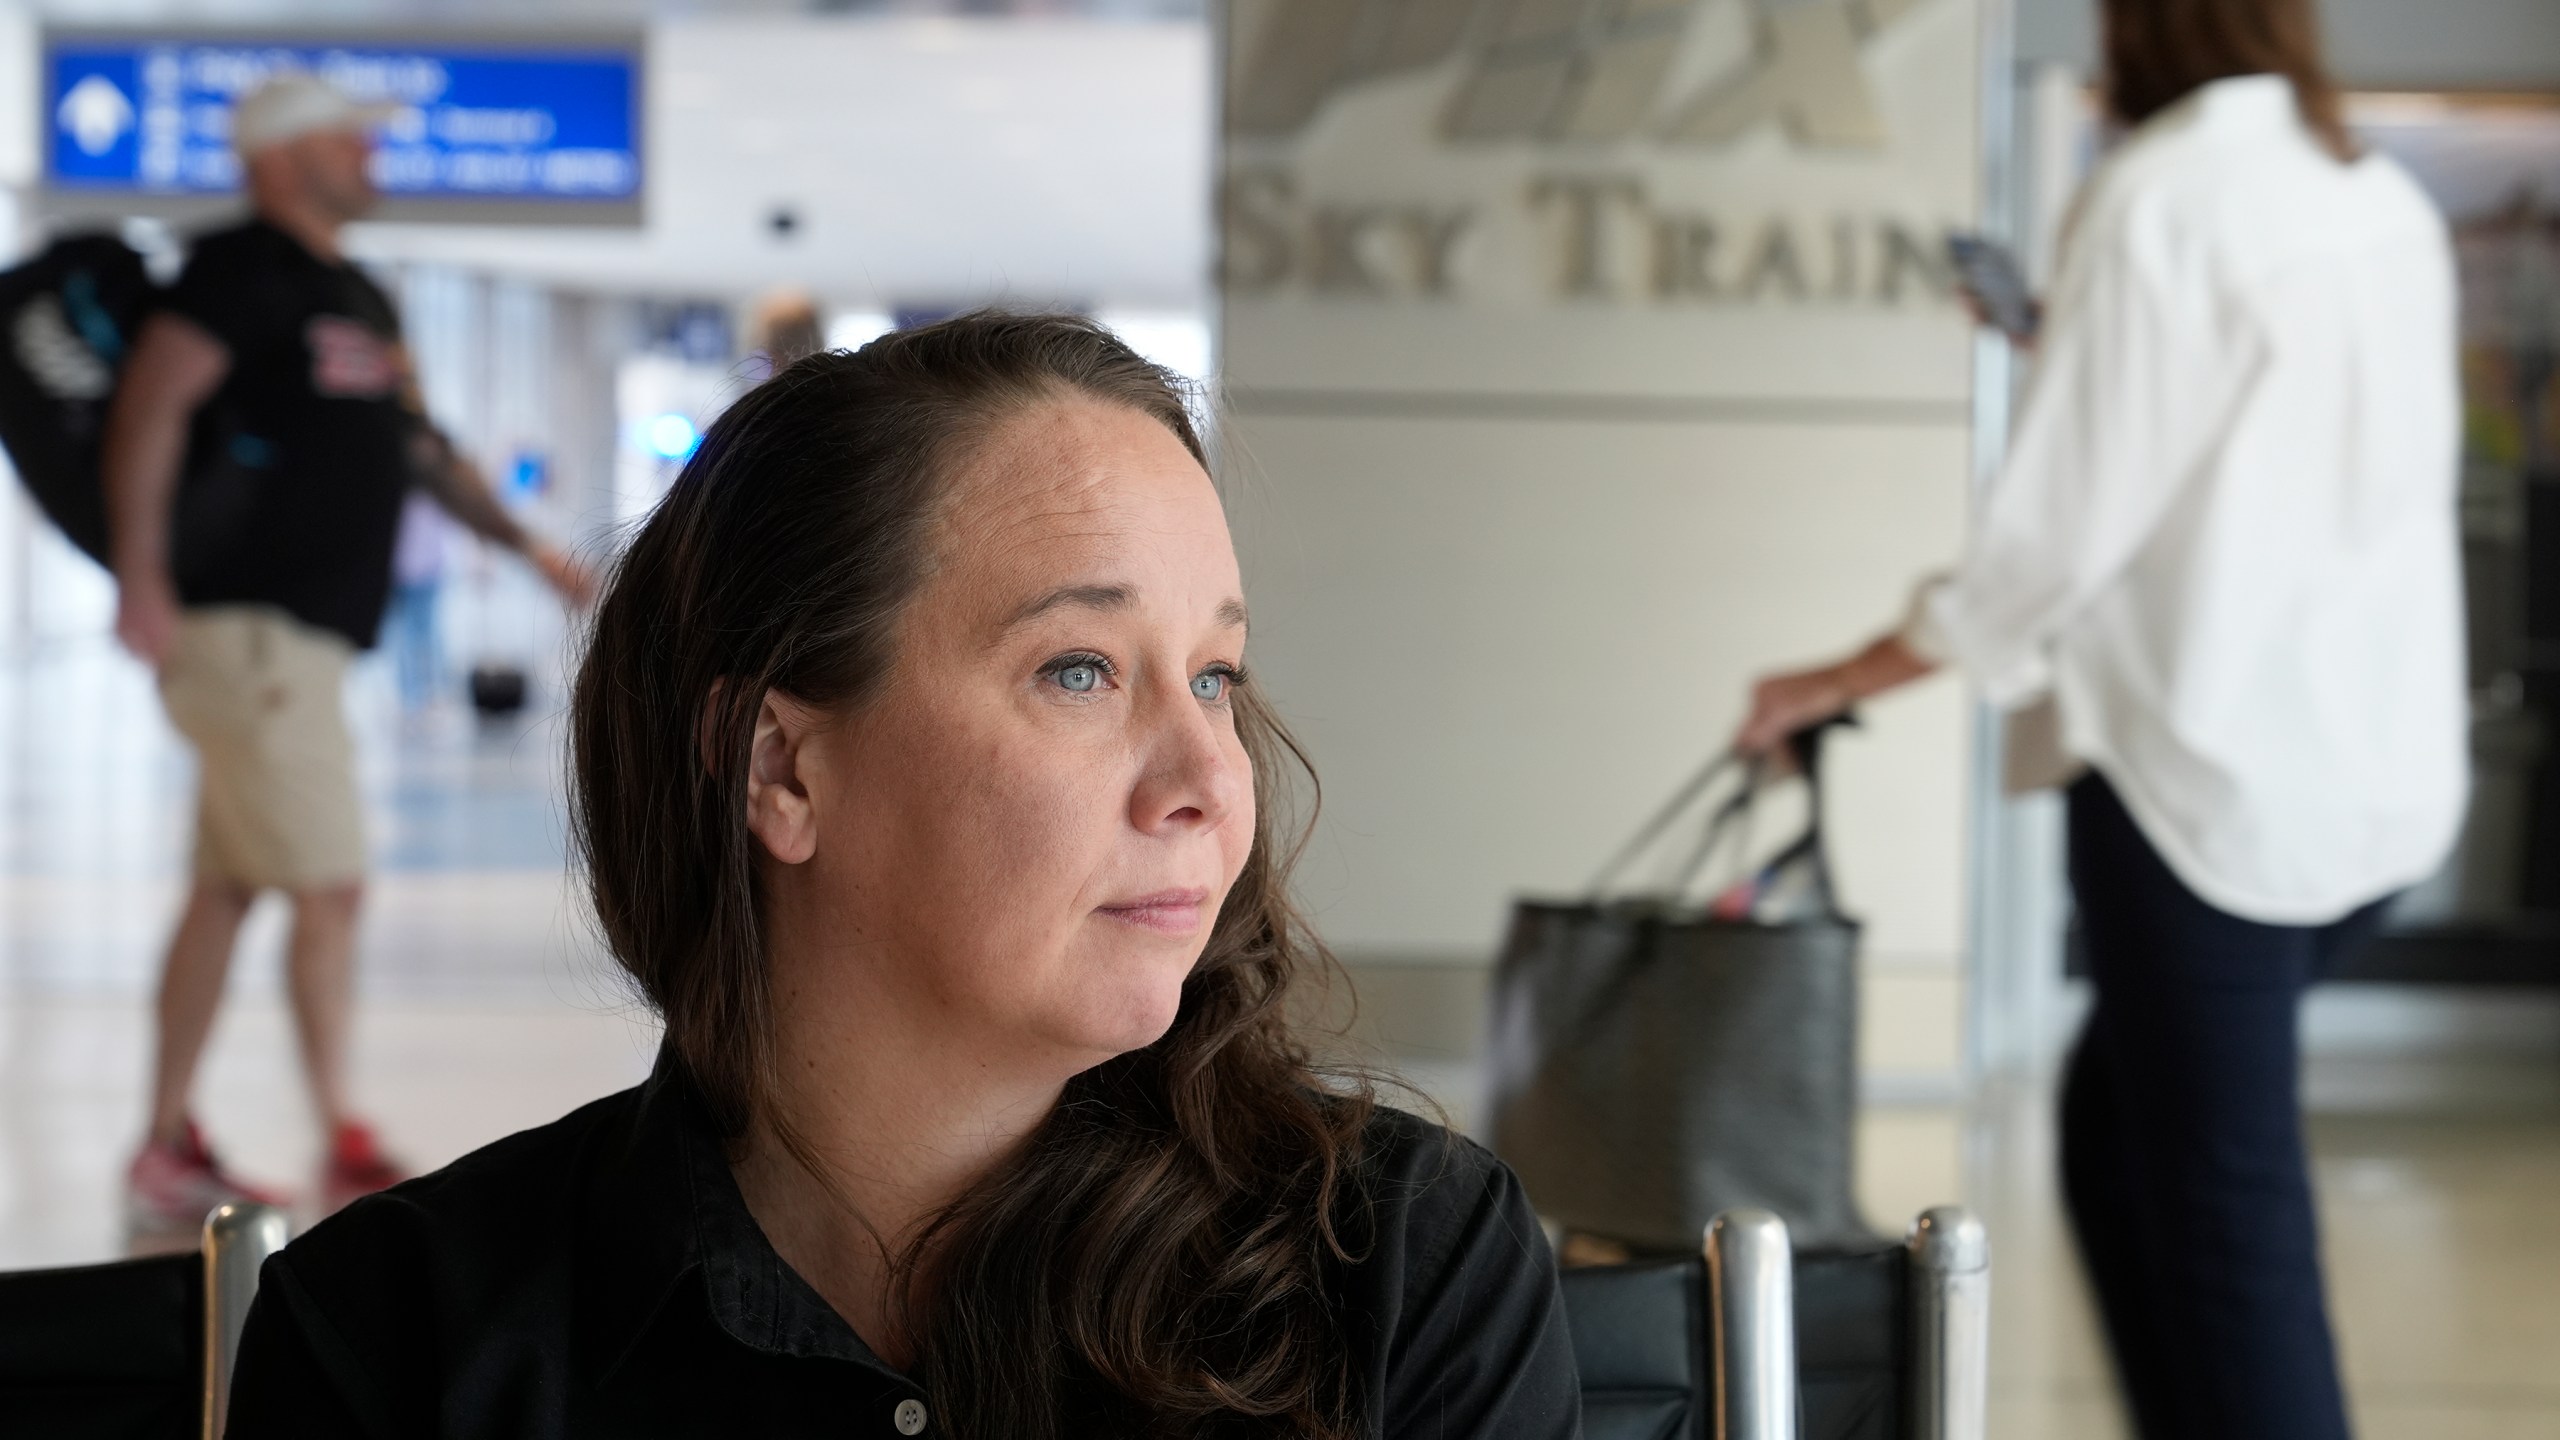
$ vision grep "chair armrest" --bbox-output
[202,1201,289,1439]
[1707,1208,1798,1440]
[1903,1206,1989,1440]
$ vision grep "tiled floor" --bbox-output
[4,635,2558,1436]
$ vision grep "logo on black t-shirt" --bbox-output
[306,315,399,399]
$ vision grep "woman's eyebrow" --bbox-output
[1003,583,1135,631]
[999,585,1251,634]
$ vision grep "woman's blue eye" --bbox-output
[1192,671,1226,702]
[1057,663,1103,693]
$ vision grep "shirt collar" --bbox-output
[580,1049,905,1385]
[2165,73,2298,136]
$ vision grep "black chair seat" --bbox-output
[0,1251,201,1440]
[1561,1239,1924,1440]
[1561,1258,1703,1440]
[1797,1242,1906,1440]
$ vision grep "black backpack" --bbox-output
[0,232,287,583]
[0,233,156,564]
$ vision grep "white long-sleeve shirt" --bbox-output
[1907,75,2468,925]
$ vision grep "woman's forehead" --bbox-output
[937,401,1227,576]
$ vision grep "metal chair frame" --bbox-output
[1705,1205,1990,1440]
[203,1201,291,1437]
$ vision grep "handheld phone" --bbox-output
[1945,232,2040,343]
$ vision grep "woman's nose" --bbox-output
[1128,681,1240,835]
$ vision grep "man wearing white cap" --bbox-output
[102,72,589,1236]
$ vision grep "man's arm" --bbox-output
[394,351,594,606]
[103,313,231,666]
[404,424,595,606]
[405,421,523,551]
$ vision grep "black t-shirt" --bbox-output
[225,1060,1582,1439]
[162,220,413,649]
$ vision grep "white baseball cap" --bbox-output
[231,73,397,156]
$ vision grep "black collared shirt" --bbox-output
[226,1060,1581,1438]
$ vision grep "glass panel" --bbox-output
[2354,93,2560,930]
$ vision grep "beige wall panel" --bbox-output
[1223,308,1971,408]
[1861,968,1970,1077]
[1222,410,1971,961]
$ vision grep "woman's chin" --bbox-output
[1041,977,1188,1063]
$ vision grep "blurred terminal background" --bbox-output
[0,1,2556,1436]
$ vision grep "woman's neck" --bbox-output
[729,938,1067,1368]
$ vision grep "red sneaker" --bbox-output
[320,1120,408,1214]
[126,1120,287,1240]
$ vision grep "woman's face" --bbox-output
[753,397,1256,1075]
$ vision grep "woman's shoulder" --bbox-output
[1342,1098,1549,1295]
[263,1083,651,1322]
[324,1084,641,1226]
[227,1085,662,1433]
[1336,1100,1581,1438]
[1354,1099,1503,1191]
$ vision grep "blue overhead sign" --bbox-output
[43,33,643,222]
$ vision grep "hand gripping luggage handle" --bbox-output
[1583,718,1850,914]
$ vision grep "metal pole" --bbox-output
[1905,1205,1991,1440]
[202,1200,290,1439]
[1706,1208,1798,1440]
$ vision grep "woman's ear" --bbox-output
[744,689,823,866]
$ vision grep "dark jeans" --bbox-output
[2062,774,2387,1440]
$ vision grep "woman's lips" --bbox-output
[1097,888,1213,936]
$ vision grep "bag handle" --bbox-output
[1757,719,1845,918]
[1664,758,1764,896]
[1583,752,1746,898]
[1584,717,1853,914]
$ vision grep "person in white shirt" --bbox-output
[1733,1,2465,1436]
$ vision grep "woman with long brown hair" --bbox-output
[1735,1,2462,1438]
[223,312,1579,1438]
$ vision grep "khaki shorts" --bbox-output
[158,605,366,891]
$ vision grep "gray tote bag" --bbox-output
[1487,727,1869,1253]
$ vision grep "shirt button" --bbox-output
[893,1398,928,1435]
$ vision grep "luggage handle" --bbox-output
[1584,718,1851,917]
[1583,751,1746,898]
[1764,719,1844,919]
